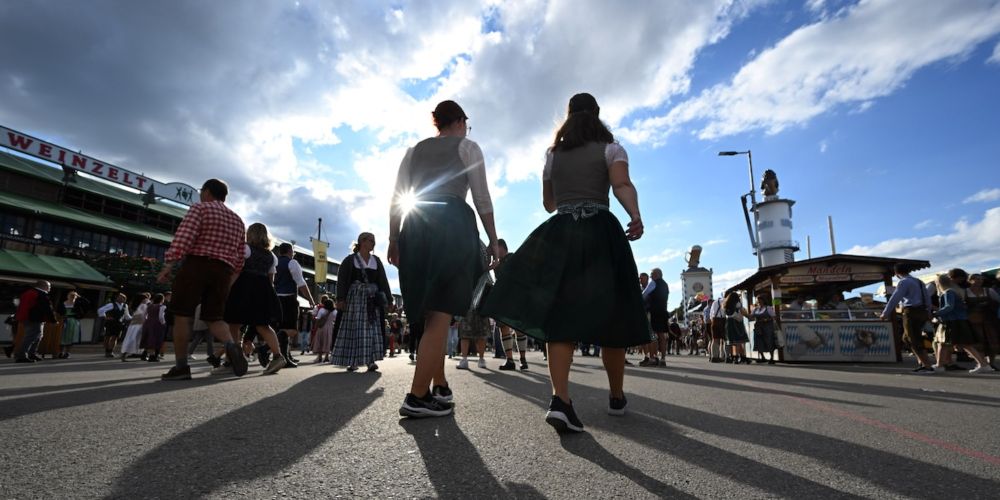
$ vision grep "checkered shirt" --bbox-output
[164,201,246,273]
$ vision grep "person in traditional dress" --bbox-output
[223,222,287,375]
[934,274,992,374]
[724,292,750,364]
[120,293,150,361]
[751,293,778,364]
[481,93,649,433]
[98,293,130,358]
[140,293,167,362]
[965,273,1000,370]
[389,100,499,418]
[57,291,88,359]
[312,299,336,364]
[331,232,394,373]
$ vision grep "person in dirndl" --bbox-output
[389,100,499,418]
[481,92,650,433]
[222,222,287,375]
[331,232,394,373]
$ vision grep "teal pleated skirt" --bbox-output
[481,210,653,348]
[399,196,484,326]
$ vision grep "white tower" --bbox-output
[755,197,799,267]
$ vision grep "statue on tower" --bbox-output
[760,169,779,198]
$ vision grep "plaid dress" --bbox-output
[330,282,384,367]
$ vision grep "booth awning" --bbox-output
[727,254,931,296]
[0,249,111,285]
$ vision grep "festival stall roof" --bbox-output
[0,150,189,220]
[0,190,175,244]
[0,248,112,286]
[726,254,931,297]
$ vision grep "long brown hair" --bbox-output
[550,93,614,152]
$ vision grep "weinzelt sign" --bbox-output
[1,125,198,206]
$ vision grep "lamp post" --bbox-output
[718,150,763,267]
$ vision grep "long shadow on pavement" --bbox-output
[479,372,1000,498]
[637,365,1000,409]
[0,374,227,422]
[0,377,162,399]
[102,373,383,499]
[624,367,883,408]
[399,416,546,499]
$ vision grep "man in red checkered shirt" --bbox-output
[157,178,247,380]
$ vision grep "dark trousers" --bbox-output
[14,321,43,359]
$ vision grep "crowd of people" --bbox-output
[5,94,998,437]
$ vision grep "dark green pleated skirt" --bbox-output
[399,196,483,326]
[480,210,653,348]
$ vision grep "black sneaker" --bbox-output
[520,359,529,371]
[161,365,192,381]
[608,394,627,416]
[399,392,454,418]
[225,342,248,377]
[256,345,270,368]
[545,396,584,433]
[499,360,516,371]
[3,345,12,358]
[431,384,453,403]
[206,354,221,368]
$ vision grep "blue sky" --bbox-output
[2,0,999,307]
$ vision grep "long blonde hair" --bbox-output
[247,223,274,250]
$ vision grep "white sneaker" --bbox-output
[969,366,989,374]
[456,358,469,370]
[477,358,487,369]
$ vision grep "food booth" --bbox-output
[727,254,930,363]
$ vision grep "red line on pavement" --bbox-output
[728,377,1000,467]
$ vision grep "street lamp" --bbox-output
[718,150,763,267]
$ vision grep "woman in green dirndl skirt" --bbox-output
[481,93,651,433]
[388,100,499,418]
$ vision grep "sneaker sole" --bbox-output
[545,411,584,433]
[607,406,626,416]
[226,343,248,377]
[161,372,192,381]
[432,394,453,403]
[399,404,454,418]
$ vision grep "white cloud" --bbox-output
[963,187,1000,204]
[624,0,1000,143]
[845,206,1000,275]
[637,247,685,265]
[989,41,1000,64]
[819,139,828,153]
[704,238,728,246]
[913,219,933,230]
[712,267,759,297]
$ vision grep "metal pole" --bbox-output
[807,235,812,259]
[828,215,837,255]
[747,150,762,267]
[317,217,322,241]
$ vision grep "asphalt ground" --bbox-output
[1,347,999,499]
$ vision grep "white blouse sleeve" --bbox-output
[390,147,415,215]
[270,254,278,274]
[605,142,628,167]
[542,149,554,181]
[243,244,251,259]
[459,139,494,215]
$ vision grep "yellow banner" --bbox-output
[311,238,329,283]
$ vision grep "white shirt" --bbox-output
[542,142,629,181]
[393,137,493,215]
[641,280,657,299]
[354,253,378,270]
[97,301,131,322]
